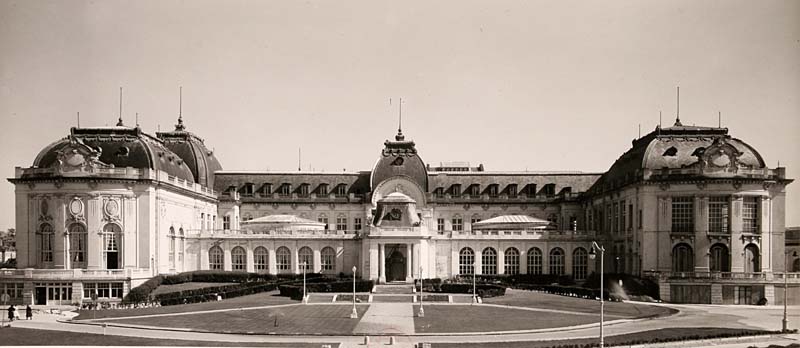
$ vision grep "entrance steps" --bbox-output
[373,283,414,294]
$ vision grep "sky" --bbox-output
[0,0,798,229]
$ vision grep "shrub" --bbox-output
[160,270,323,285]
[122,275,164,305]
[414,278,443,292]
[439,283,506,298]
[514,283,616,301]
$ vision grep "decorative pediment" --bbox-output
[690,137,749,176]
[54,137,113,176]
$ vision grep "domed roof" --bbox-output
[157,116,223,188]
[33,125,195,182]
[588,120,767,194]
[371,130,428,192]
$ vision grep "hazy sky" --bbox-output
[0,0,798,229]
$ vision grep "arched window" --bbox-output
[459,247,474,275]
[38,223,54,263]
[572,247,588,280]
[504,247,520,275]
[168,227,176,268]
[102,224,122,270]
[276,246,291,273]
[709,244,730,273]
[254,247,268,273]
[299,247,313,272]
[744,244,760,273]
[321,247,336,272]
[68,223,87,268]
[549,248,565,275]
[527,247,543,275]
[672,244,694,272]
[209,246,224,270]
[231,246,246,271]
[482,247,497,275]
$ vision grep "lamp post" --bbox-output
[418,267,425,317]
[783,250,798,332]
[588,241,605,348]
[472,259,477,304]
[302,261,307,304]
[350,265,358,319]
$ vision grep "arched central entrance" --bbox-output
[386,248,407,282]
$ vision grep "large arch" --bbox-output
[709,243,730,273]
[459,247,474,275]
[672,243,693,272]
[744,244,760,273]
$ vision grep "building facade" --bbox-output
[1,116,796,306]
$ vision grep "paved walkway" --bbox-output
[353,303,415,335]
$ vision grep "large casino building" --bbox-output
[1,114,797,306]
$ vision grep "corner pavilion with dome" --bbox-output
[2,113,796,306]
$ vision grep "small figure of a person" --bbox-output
[7,305,13,322]
[25,305,32,320]
[13,306,19,321]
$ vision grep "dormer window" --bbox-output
[470,185,480,198]
[543,184,556,197]
[335,184,347,197]
[318,184,328,196]
[508,184,518,198]
[279,184,291,196]
[525,184,537,198]
[391,157,404,166]
[298,184,309,197]
[242,183,254,197]
[452,184,462,197]
[488,184,498,198]
[261,183,272,197]
[663,146,678,157]
[434,187,444,198]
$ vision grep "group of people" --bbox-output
[6,305,33,321]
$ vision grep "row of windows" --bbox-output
[35,223,122,267]
[83,282,124,299]
[208,246,337,272]
[458,247,589,280]
[237,183,349,197]
[590,200,635,234]
[434,184,558,198]
[672,196,760,234]
[672,243,761,273]
[1,283,23,299]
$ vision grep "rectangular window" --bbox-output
[335,184,347,197]
[1,283,23,299]
[178,238,184,264]
[708,196,730,233]
[671,197,694,233]
[39,232,53,263]
[223,216,231,230]
[111,283,123,299]
[452,217,463,232]
[318,216,329,229]
[742,197,760,233]
[613,203,619,234]
[606,204,612,233]
[437,218,445,234]
[336,216,347,231]
[620,200,626,232]
[318,184,328,196]
[168,237,175,266]
[242,183,254,196]
[83,283,96,299]
[638,209,643,229]
[628,204,633,230]
[354,218,362,231]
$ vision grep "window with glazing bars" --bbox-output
[742,197,760,233]
[671,197,694,233]
[708,196,730,233]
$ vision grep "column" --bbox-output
[731,195,746,273]
[223,247,232,271]
[200,243,209,270]
[292,246,300,274]
[693,196,709,272]
[497,248,505,275]
[411,243,420,278]
[52,196,66,268]
[268,246,277,274]
[378,243,386,283]
[369,243,379,280]
[87,197,102,270]
[406,243,413,281]
[245,247,254,273]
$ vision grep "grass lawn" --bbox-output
[412,304,597,333]
[107,304,369,335]
[430,327,774,348]
[0,327,334,347]
[151,282,237,296]
[483,289,677,319]
[74,290,297,320]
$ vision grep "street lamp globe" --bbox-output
[589,247,597,260]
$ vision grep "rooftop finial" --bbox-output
[175,86,185,131]
[116,87,124,126]
[674,86,682,126]
[395,97,405,141]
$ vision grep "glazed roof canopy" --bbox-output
[588,119,772,194]
[472,215,550,230]
[156,116,223,188]
[32,125,195,182]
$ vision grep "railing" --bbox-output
[644,167,783,179]
[0,268,149,280]
[644,271,800,283]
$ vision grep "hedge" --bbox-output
[439,283,506,298]
[450,274,576,286]
[122,275,164,305]
[156,281,286,306]
[514,283,618,301]
[414,278,443,292]
[161,270,324,285]
[278,280,375,300]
